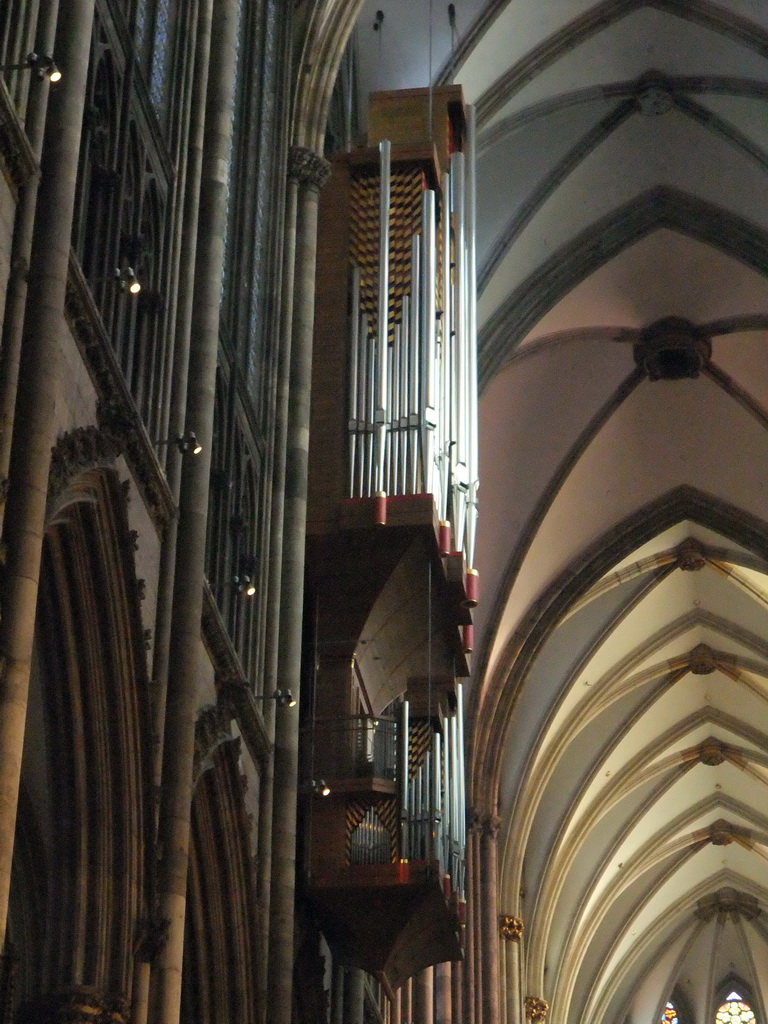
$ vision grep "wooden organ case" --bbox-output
[303,86,479,996]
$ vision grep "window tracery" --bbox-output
[715,993,756,1024]
[661,1001,679,1024]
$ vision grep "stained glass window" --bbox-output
[715,993,756,1024]
[661,1001,679,1024]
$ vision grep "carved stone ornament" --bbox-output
[499,914,524,941]
[467,808,483,836]
[633,316,711,380]
[0,90,37,196]
[135,917,170,963]
[48,426,121,501]
[287,145,332,193]
[696,887,761,923]
[193,702,234,786]
[676,537,707,572]
[484,814,502,841]
[23,985,130,1024]
[688,642,716,675]
[698,738,727,767]
[525,996,549,1022]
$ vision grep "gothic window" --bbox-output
[715,994,756,1024]
[133,0,171,113]
[661,1002,679,1024]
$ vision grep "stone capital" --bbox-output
[288,145,331,192]
[499,914,524,941]
[525,995,549,1022]
[483,814,502,841]
[467,807,483,836]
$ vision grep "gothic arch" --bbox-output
[14,456,153,1012]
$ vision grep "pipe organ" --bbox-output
[304,86,477,996]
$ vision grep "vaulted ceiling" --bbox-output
[348,1,768,1021]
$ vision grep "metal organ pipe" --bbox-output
[343,120,478,567]
[374,140,391,496]
[349,266,361,496]
[466,106,479,569]
[399,700,410,860]
[440,170,452,525]
[408,236,420,494]
[421,190,438,498]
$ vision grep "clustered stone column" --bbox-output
[267,143,330,1024]
[149,0,239,1020]
[481,815,502,1024]
[465,810,482,1024]
[500,915,524,1024]
[0,0,96,958]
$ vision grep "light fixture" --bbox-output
[0,52,61,81]
[312,779,331,797]
[233,574,256,597]
[253,688,296,709]
[154,431,203,456]
[114,266,141,294]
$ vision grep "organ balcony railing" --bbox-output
[305,697,466,994]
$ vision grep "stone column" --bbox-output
[266,144,330,1024]
[464,811,482,1024]
[413,966,433,1024]
[451,960,463,1024]
[434,962,452,1024]
[390,986,402,1024]
[0,0,59,508]
[401,977,413,1024]
[330,960,344,1024]
[481,815,502,1024]
[343,967,365,1024]
[500,916,524,1024]
[0,0,95,951]
[148,1,238,1021]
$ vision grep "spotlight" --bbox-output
[253,688,296,709]
[0,52,61,82]
[276,688,297,708]
[114,266,141,294]
[233,574,256,597]
[153,431,202,456]
[175,431,202,455]
[312,779,331,797]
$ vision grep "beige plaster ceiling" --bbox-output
[349,1,768,1020]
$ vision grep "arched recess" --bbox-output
[181,741,260,1024]
[478,188,768,387]
[291,0,365,151]
[9,436,152,1016]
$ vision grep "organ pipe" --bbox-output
[344,108,479,568]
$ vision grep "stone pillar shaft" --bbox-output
[481,817,502,1024]
[413,966,434,1024]
[266,145,330,1024]
[0,0,95,952]
[148,0,237,1020]
[434,962,452,1024]
[0,0,59,506]
[464,816,481,1024]
[343,967,365,1024]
